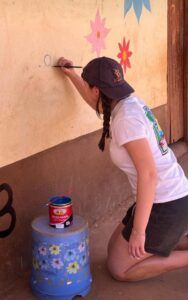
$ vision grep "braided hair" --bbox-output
[96,92,113,151]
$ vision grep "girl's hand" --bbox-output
[128,229,146,259]
[57,57,75,77]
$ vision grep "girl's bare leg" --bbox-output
[174,233,188,250]
[122,250,188,281]
[107,224,188,282]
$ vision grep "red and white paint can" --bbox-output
[48,196,73,228]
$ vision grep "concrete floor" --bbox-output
[2,143,188,300]
[3,200,188,300]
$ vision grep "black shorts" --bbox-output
[121,195,188,257]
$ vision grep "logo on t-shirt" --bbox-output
[143,106,168,155]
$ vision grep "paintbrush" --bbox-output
[52,65,82,68]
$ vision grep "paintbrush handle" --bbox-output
[53,65,82,68]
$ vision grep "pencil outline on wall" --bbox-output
[44,54,52,67]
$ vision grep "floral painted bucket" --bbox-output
[30,215,92,300]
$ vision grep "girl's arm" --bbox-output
[57,57,96,110]
[124,138,157,233]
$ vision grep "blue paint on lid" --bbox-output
[49,196,71,206]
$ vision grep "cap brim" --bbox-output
[100,81,134,100]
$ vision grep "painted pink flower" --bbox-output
[38,246,47,256]
[51,258,63,269]
[117,38,132,73]
[78,241,86,252]
[85,10,110,57]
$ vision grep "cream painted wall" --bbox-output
[0,0,167,167]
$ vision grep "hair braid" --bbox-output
[98,93,112,151]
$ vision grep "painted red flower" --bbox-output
[117,38,132,73]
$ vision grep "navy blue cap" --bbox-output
[81,57,134,100]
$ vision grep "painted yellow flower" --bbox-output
[33,257,39,270]
[49,245,61,255]
[67,262,80,274]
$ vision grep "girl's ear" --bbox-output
[93,86,100,97]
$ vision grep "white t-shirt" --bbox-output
[110,95,188,203]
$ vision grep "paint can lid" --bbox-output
[49,195,72,206]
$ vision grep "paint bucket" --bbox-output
[48,196,73,228]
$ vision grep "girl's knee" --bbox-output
[107,257,125,281]
[107,250,153,282]
[107,258,146,282]
[107,255,130,282]
[107,257,136,282]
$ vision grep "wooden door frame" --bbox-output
[183,1,188,141]
[167,0,184,144]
